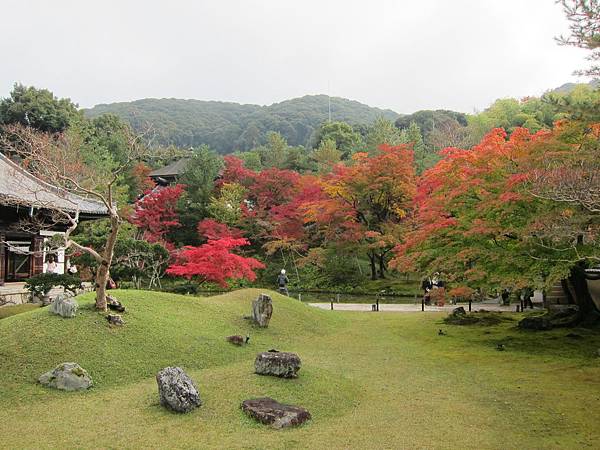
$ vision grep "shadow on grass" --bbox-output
[444,311,600,361]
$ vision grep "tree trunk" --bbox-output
[377,254,386,279]
[94,215,120,311]
[95,262,109,311]
[368,252,377,280]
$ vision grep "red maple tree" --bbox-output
[130,184,185,245]
[166,219,265,287]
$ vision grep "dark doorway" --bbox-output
[5,241,32,281]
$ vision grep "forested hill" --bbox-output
[84,95,400,153]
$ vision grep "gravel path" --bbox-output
[308,302,526,313]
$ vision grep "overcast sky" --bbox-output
[1,0,591,113]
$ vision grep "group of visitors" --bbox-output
[502,287,534,308]
[45,254,78,275]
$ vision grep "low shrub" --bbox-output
[25,273,81,298]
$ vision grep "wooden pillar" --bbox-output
[31,234,44,276]
[0,232,5,285]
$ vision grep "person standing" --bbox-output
[277,269,289,296]
[421,276,433,305]
[501,289,510,306]
[46,254,58,274]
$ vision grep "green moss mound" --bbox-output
[0,303,41,319]
[444,310,516,326]
[2,289,600,449]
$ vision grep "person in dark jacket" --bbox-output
[501,289,510,305]
[277,269,289,296]
[422,277,433,305]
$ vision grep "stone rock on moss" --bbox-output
[452,306,466,316]
[518,306,580,330]
[156,367,202,413]
[106,314,125,326]
[38,362,92,391]
[49,294,78,318]
[107,295,126,313]
[241,397,311,429]
[255,350,301,378]
[252,293,273,327]
[518,315,553,330]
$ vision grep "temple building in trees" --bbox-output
[0,153,107,284]
[149,158,190,185]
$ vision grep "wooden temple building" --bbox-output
[149,158,190,185]
[0,153,108,285]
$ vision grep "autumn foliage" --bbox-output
[391,122,600,296]
[166,219,265,287]
[304,144,416,279]
[131,184,185,244]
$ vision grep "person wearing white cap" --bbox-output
[277,269,289,296]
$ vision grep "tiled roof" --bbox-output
[149,158,190,178]
[0,152,109,216]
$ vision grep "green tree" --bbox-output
[207,182,247,226]
[257,131,288,168]
[365,117,404,154]
[311,138,342,173]
[557,0,600,77]
[0,83,81,132]
[405,121,436,174]
[170,145,224,245]
[233,150,262,171]
[313,121,362,158]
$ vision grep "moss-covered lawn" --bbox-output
[0,302,40,319]
[1,289,599,449]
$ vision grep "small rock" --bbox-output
[255,350,301,378]
[452,306,466,316]
[49,294,78,318]
[107,295,125,313]
[226,335,250,346]
[39,362,92,391]
[106,314,125,326]
[156,367,202,413]
[252,293,273,328]
[241,397,311,429]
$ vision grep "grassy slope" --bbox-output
[1,289,600,449]
[0,303,40,319]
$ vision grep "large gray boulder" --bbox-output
[252,293,273,327]
[156,367,202,413]
[241,397,311,429]
[255,350,301,378]
[49,294,78,318]
[38,362,92,391]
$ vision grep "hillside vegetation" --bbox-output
[1,289,600,449]
[84,95,399,153]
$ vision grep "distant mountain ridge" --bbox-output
[85,95,400,153]
[550,79,599,94]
